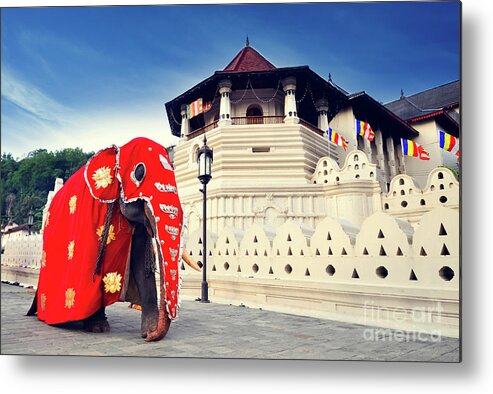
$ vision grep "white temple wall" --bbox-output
[327,106,356,164]
[230,89,284,117]
[403,119,459,187]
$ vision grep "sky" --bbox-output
[1,1,460,158]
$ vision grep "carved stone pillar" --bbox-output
[219,79,232,126]
[375,129,388,190]
[315,99,329,132]
[282,77,299,124]
[386,137,398,177]
[363,138,372,162]
[180,104,190,137]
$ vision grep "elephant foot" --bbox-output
[83,308,110,333]
[84,318,110,333]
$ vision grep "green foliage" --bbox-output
[1,148,93,231]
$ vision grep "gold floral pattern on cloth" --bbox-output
[41,250,47,268]
[96,224,116,245]
[69,195,77,214]
[65,288,76,309]
[92,166,113,190]
[41,293,47,312]
[102,272,122,294]
[44,211,50,228]
[67,240,75,260]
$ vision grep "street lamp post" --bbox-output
[27,208,34,236]
[197,134,213,303]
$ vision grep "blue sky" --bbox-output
[1,1,460,158]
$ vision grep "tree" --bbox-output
[1,148,93,231]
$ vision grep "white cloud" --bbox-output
[1,69,179,158]
[1,67,74,124]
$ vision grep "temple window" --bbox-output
[246,104,263,124]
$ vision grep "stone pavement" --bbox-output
[1,283,460,361]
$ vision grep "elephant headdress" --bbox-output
[36,137,183,327]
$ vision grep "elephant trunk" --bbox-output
[145,250,170,342]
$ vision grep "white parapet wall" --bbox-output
[1,206,459,337]
[180,206,459,338]
[381,167,459,226]
[1,234,43,285]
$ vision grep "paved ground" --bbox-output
[1,283,460,361]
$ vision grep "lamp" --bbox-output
[27,208,34,235]
[197,134,213,303]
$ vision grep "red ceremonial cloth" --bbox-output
[36,137,183,324]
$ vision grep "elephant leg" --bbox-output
[26,289,38,316]
[83,307,110,333]
[129,225,160,339]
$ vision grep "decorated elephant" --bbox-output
[27,137,199,341]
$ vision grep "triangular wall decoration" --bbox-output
[379,245,387,256]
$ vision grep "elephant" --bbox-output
[27,137,199,341]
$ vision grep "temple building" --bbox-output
[385,80,460,183]
[165,41,460,232]
[1,41,460,337]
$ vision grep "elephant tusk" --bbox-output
[182,250,201,272]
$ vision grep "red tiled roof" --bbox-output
[223,46,276,72]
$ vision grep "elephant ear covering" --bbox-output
[117,137,183,320]
[36,146,133,325]
[85,146,120,202]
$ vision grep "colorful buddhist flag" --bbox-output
[187,98,203,119]
[203,101,212,112]
[355,119,375,142]
[438,130,460,157]
[401,138,430,161]
[327,128,348,150]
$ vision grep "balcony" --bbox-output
[186,116,325,139]
[231,115,284,125]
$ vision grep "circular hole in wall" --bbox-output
[336,177,340,182]
[252,264,259,273]
[439,196,448,203]
[401,201,408,208]
[326,264,335,276]
[439,266,455,281]
[376,266,388,278]
[224,262,230,271]
[284,264,293,274]
[355,174,360,179]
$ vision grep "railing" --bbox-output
[231,115,284,125]
[299,119,326,137]
[187,121,218,139]
[186,116,325,139]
